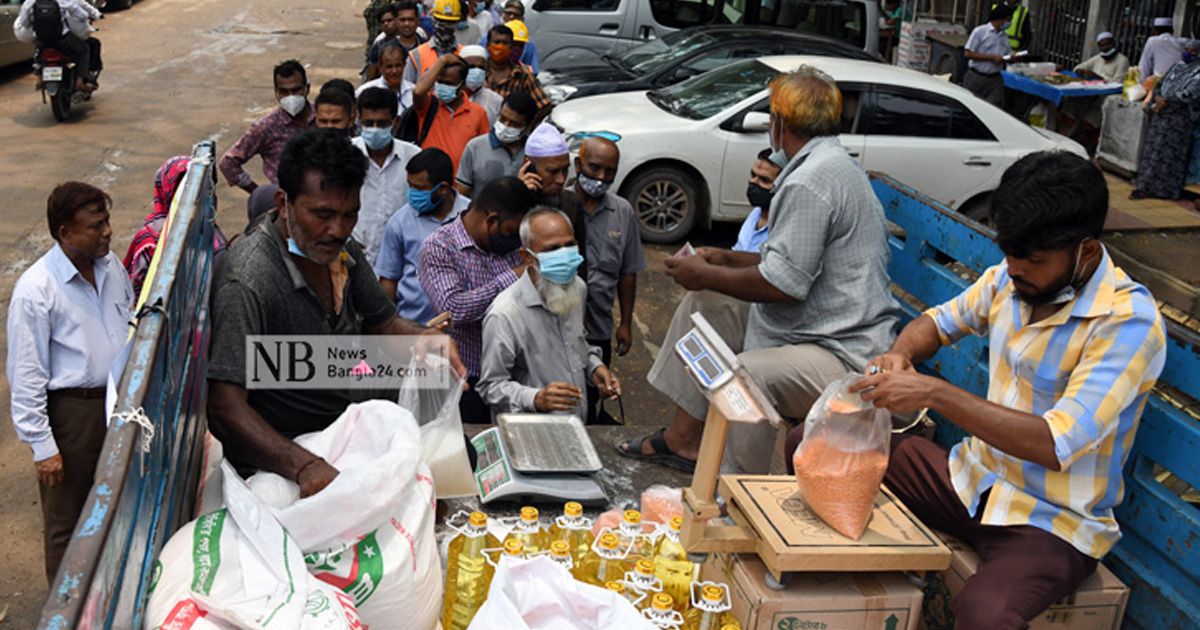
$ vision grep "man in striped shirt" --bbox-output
[852,152,1166,628]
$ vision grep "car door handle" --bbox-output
[639,25,656,39]
[847,151,860,158]
[963,157,991,167]
[599,22,620,34]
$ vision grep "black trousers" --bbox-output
[460,375,492,424]
[585,338,619,425]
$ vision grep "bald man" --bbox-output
[571,137,646,424]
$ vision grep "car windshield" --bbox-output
[616,30,717,76]
[647,59,778,120]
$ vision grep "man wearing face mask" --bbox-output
[478,208,620,421]
[420,176,537,421]
[843,151,1165,629]
[479,0,540,73]
[734,148,786,255]
[962,4,1014,107]
[403,0,464,85]
[352,87,422,267]
[378,148,470,323]
[460,44,503,124]
[520,122,589,282]
[456,90,536,197]
[314,88,356,134]
[1074,32,1130,82]
[219,59,314,194]
[484,24,550,121]
[569,137,644,425]
[455,0,483,47]
[412,53,490,172]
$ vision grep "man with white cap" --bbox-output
[1139,17,1183,80]
[461,44,503,124]
[521,121,589,282]
[1075,32,1130,82]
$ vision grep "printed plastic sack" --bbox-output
[791,375,891,540]
[195,432,224,518]
[640,485,683,525]
[247,400,441,630]
[145,462,364,629]
[397,360,475,498]
[466,555,656,630]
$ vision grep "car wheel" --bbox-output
[627,167,699,244]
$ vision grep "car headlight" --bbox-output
[545,85,578,105]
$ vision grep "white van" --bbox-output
[523,0,880,67]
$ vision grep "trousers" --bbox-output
[39,390,107,581]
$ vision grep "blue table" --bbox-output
[1001,70,1123,132]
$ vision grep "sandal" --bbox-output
[614,428,696,473]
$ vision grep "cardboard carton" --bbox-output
[920,536,1128,630]
[701,553,924,630]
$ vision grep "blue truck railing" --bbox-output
[872,173,1200,630]
[38,141,218,630]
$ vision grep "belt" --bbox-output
[49,387,107,399]
[969,68,1000,77]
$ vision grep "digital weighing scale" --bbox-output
[471,413,608,506]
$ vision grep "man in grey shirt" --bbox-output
[455,91,536,198]
[478,208,621,421]
[616,67,900,474]
[963,5,1014,107]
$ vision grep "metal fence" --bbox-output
[1033,0,1091,67]
[1110,0,1178,68]
[38,141,218,629]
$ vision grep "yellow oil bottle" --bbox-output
[618,509,655,566]
[719,623,742,630]
[548,539,574,573]
[504,506,549,555]
[682,583,737,630]
[548,501,594,565]
[441,511,501,630]
[644,592,685,629]
[606,580,644,608]
[577,531,629,586]
[653,516,695,612]
[502,537,526,559]
[624,558,664,609]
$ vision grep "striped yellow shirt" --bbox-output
[926,250,1166,558]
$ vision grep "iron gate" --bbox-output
[1033,0,1090,67]
[1110,0,1177,69]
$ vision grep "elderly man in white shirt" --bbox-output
[352,86,422,267]
[13,0,103,90]
[7,182,134,580]
[1139,17,1183,80]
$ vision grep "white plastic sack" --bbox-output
[195,432,225,518]
[398,362,475,498]
[247,400,441,630]
[145,462,364,630]
[467,556,656,630]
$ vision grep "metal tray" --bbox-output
[496,413,602,474]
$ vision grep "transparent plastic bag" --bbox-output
[397,357,475,499]
[640,485,683,525]
[791,374,891,540]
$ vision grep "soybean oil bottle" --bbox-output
[548,539,575,573]
[617,509,656,567]
[644,593,685,629]
[606,580,644,608]
[577,531,629,585]
[502,537,526,559]
[504,506,549,554]
[624,558,664,609]
[441,511,501,630]
[682,583,737,630]
[653,516,696,611]
[548,501,594,565]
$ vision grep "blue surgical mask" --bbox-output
[361,126,393,151]
[435,82,460,104]
[476,1,487,13]
[534,245,584,285]
[408,183,443,214]
[287,237,308,259]
[466,67,486,91]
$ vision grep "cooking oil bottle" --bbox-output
[504,506,549,555]
[606,580,644,608]
[682,583,736,630]
[548,539,574,573]
[643,593,685,629]
[653,516,695,611]
[502,537,526,559]
[624,558,664,609]
[719,622,742,630]
[618,509,656,566]
[577,531,629,586]
[441,511,501,630]
[548,501,594,565]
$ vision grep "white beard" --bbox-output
[537,274,582,318]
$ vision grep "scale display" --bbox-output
[676,330,732,390]
[471,427,607,506]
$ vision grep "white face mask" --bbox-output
[493,120,524,143]
[280,94,307,117]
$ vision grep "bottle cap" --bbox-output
[550,540,571,557]
[651,593,674,611]
[623,509,642,525]
[520,506,539,523]
[598,532,620,550]
[670,515,683,531]
[504,538,525,555]
[636,559,655,575]
[468,511,488,528]
[564,501,583,517]
[702,584,725,602]
[720,625,741,630]
[605,581,626,594]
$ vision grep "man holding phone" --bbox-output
[519,122,588,281]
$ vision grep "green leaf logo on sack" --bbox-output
[305,531,385,606]
[190,510,227,595]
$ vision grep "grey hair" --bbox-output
[519,206,573,249]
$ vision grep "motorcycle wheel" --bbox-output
[51,87,72,122]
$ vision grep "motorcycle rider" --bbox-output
[13,0,104,92]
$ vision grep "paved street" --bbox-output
[0,0,743,623]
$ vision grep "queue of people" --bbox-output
[6,3,1174,628]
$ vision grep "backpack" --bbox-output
[32,0,64,44]
[394,98,438,145]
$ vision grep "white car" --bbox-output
[549,55,1088,243]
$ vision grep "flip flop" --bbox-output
[614,428,696,473]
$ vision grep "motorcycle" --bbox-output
[33,45,89,122]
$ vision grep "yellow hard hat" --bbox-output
[432,0,463,21]
[505,19,530,43]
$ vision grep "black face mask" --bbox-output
[746,183,774,211]
[488,223,522,254]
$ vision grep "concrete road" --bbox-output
[0,0,742,624]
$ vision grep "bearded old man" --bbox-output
[477,207,620,421]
